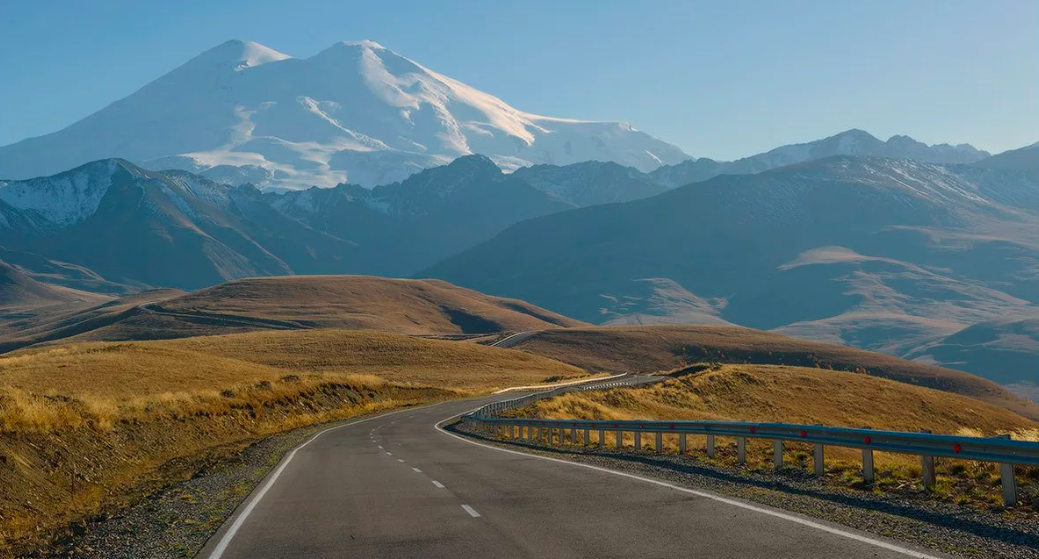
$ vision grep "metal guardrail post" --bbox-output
[773,440,783,469]
[920,429,936,489]
[571,425,578,444]
[862,448,875,484]
[1000,463,1017,507]
[655,432,663,453]
[921,454,936,489]
[737,437,747,466]
[598,428,605,447]
[707,434,715,458]
[616,429,623,449]
[861,426,874,484]
[814,444,825,476]
[997,435,1017,506]
[584,427,591,447]
[679,433,687,454]
[634,432,642,452]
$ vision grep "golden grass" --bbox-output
[525,364,1036,434]
[1,329,588,401]
[158,275,585,333]
[511,325,1039,420]
[513,364,1039,513]
[0,328,590,551]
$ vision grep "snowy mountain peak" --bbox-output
[0,40,689,189]
[189,39,292,71]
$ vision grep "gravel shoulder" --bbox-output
[451,421,1039,559]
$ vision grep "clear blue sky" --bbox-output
[1,0,1036,159]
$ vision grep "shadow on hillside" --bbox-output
[449,424,1039,550]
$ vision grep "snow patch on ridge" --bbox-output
[0,160,117,226]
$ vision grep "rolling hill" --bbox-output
[0,275,585,352]
[499,325,1039,420]
[520,363,1037,437]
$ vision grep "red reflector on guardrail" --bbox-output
[864,436,872,444]
[799,430,807,438]
[749,427,755,434]
[670,424,675,430]
[954,444,962,453]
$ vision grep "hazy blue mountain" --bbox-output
[422,156,1039,394]
[511,161,669,206]
[650,129,991,188]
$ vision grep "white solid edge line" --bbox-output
[434,412,944,559]
[432,480,445,488]
[461,504,481,518]
[203,401,450,559]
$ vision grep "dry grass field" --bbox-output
[508,325,1039,420]
[0,329,590,551]
[0,275,586,353]
[157,275,585,332]
[514,364,1039,511]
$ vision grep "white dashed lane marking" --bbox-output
[412,467,422,473]
[461,505,481,518]
[432,481,445,488]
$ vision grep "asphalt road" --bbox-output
[198,393,950,559]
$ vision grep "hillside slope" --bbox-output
[502,325,1039,420]
[425,156,1039,391]
[521,363,1037,436]
[0,275,585,352]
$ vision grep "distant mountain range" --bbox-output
[648,128,992,188]
[1,123,1036,398]
[423,151,1039,397]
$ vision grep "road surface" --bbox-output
[198,393,949,559]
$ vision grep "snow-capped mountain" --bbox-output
[651,129,991,187]
[0,40,690,189]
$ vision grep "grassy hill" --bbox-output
[0,329,589,550]
[526,364,1037,434]
[515,363,1039,509]
[503,325,1039,420]
[0,258,110,312]
[0,275,586,353]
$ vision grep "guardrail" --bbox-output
[464,383,1039,507]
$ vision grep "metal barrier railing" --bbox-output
[463,382,1039,506]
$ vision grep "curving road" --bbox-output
[197,393,950,559]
